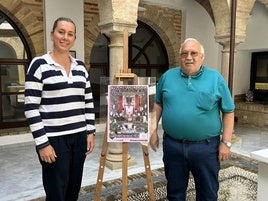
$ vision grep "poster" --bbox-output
[107,85,149,142]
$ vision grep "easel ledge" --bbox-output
[114,72,136,79]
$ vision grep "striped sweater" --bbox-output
[24,53,95,150]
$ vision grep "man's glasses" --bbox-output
[180,51,199,58]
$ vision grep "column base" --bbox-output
[106,157,137,170]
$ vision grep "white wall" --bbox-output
[234,51,252,95]
[44,0,84,60]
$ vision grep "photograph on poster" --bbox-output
[107,85,149,142]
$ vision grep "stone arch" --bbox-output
[197,0,267,45]
[138,4,182,67]
[84,0,101,68]
[84,15,101,68]
[0,38,20,58]
[0,41,17,58]
[0,0,44,57]
[259,0,268,8]
[236,0,256,40]
[209,0,232,37]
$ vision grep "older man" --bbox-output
[150,38,235,201]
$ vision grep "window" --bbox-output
[0,11,31,128]
[250,51,268,102]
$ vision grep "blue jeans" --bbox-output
[162,133,220,201]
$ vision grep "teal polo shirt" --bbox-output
[156,66,235,140]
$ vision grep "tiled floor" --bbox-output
[0,123,267,201]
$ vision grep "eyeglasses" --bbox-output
[180,51,199,58]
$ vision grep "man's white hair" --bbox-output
[179,38,205,56]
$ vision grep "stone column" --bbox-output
[108,32,125,79]
[215,34,245,95]
[215,36,231,83]
[97,0,139,170]
[222,47,230,82]
[105,31,137,170]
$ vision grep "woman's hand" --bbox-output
[86,134,95,155]
[39,145,57,163]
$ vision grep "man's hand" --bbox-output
[150,131,159,152]
[39,145,57,163]
[218,143,231,162]
[86,134,95,155]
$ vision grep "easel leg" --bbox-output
[94,128,108,201]
[142,145,156,201]
[122,142,129,200]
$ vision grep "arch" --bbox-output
[84,14,101,67]
[259,0,268,9]
[0,42,17,58]
[0,0,44,57]
[0,11,32,128]
[138,4,182,67]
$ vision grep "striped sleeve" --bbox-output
[24,58,49,150]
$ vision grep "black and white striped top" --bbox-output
[24,52,95,150]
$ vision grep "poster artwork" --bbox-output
[107,85,149,142]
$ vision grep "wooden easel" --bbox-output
[93,29,155,201]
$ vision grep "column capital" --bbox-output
[97,0,139,35]
[215,34,246,49]
[99,22,137,36]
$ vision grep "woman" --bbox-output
[24,17,95,201]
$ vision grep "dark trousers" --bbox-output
[163,133,220,201]
[38,132,87,201]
